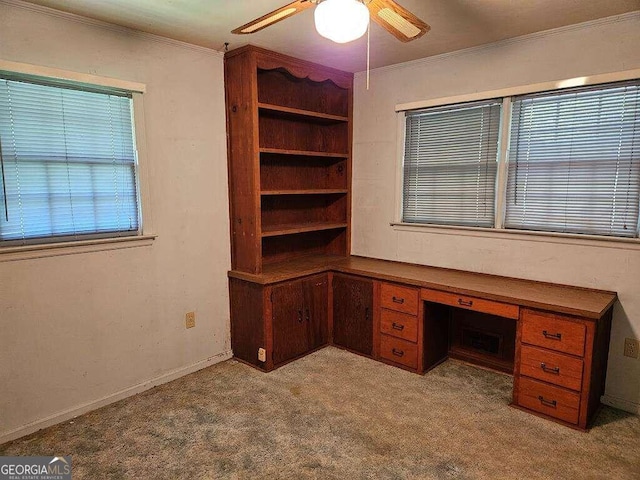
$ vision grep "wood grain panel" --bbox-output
[587,308,613,425]
[517,377,581,425]
[423,302,450,372]
[229,278,265,368]
[449,310,516,374]
[303,274,329,350]
[520,345,584,391]
[422,289,519,319]
[260,154,347,191]
[261,194,347,228]
[367,0,430,43]
[380,335,418,369]
[261,230,346,265]
[380,309,418,343]
[380,283,419,315]
[256,64,350,115]
[332,274,374,356]
[271,280,307,366]
[521,310,586,357]
[259,115,349,153]
[224,50,261,273]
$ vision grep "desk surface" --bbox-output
[228,254,617,320]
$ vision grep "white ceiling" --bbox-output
[21,0,640,72]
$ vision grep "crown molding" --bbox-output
[0,0,225,58]
[356,10,640,77]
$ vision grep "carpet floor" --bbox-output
[1,346,639,479]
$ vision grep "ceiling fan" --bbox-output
[232,0,430,44]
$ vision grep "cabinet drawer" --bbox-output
[421,289,519,320]
[381,283,419,315]
[380,335,418,369]
[520,345,584,391]
[517,377,580,425]
[521,310,586,357]
[380,309,418,343]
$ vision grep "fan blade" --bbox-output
[232,1,314,35]
[367,0,430,42]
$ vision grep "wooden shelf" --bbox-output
[261,189,348,196]
[262,222,348,238]
[230,254,347,284]
[259,102,348,124]
[260,148,349,159]
[227,46,352,273]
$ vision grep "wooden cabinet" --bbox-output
[377,281,423,372]
[230,274,328,370]
[272,275,329,365]
[332,274,374,356]
[271,280,308,365]
[225,45,353,274]
[513,308,613,430]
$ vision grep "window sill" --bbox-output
[390,223,640,251]
[0,234,157,262]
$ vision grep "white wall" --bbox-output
[353,13,640,413]
[0,1,230,441]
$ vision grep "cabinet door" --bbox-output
[333,274,374,356]
[303,274,329,350]
[272,280,307,366]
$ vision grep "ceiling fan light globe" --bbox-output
[314,0,370,44]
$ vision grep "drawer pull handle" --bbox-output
[538,396,557,408]
[392,322,405,331]
[458,299,473,307]
[392,296,405,304]
[542,330,562,340]
[392,348,405,357]
[540,363,560,374]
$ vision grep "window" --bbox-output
[0,75,140,245]
[403,100,502,227]
[506,82,640,238]
[400,79,640,239]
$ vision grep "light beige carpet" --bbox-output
[1,347,639,479]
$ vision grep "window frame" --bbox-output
[0,60,155,261]
[394,69,640,245]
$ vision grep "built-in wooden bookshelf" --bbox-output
[225,45,353,274]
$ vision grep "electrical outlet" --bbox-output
[185,312,196,329]
[624,338,639,359]
[258,348,266,362]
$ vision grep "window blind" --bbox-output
[403,100,502,227]
[505,81,640,238]
[0,77,139,244]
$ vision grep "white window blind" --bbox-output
[403,100,502,227]
[506,81,640,238]
[0,77,140,245]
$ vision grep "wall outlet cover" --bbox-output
[186,312,196,329]
[258,348,267,362]
[623,338,639,359]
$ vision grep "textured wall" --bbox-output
[0,1,230,440]
[352,13,640,413]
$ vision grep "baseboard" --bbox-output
[0,350,233,445]
[601,394,640,415]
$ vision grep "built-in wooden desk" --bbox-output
[229,255,617,430]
